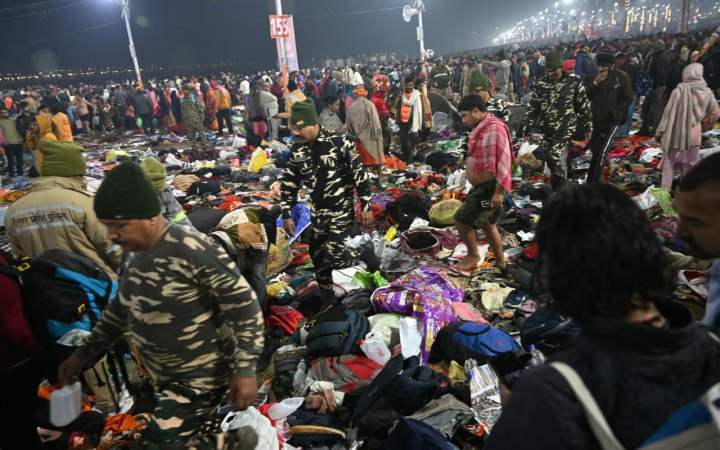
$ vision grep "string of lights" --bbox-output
[491,0,717,46]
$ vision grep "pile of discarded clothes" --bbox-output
[1,112,717,449]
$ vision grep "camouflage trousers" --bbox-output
[543,137,571,191]
[310,213,354,297]
[186,120,210,152]
[134,381,226,450]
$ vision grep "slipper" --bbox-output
[449,264,480,278]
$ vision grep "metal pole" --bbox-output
[678,0,690,33]
[418,11,425,60]
[119,0,142,89]
[275,0,288,89]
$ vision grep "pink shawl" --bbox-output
[656,63,716,152]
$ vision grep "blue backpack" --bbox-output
[427,321,522,364]
[1,249,117,343]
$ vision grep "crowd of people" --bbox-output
[1,25,720,450]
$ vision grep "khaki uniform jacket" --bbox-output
[4,177,119,278]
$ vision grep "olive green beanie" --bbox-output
[140,157,167,194]
[94,162,161,220]
[290,99,318,127]
[39,140,87,177]
[545,53,564,71]
[469,71,490,92]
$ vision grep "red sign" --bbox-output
[269,15,290,39]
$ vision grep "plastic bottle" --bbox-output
[528,345,546,367]
[50,382,82,427]
[292,361,307,396]
[360,332,391,365]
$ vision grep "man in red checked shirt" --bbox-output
[453,94,514,274]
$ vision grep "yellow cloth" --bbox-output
[52,113,73,141]
[36,114,57,142]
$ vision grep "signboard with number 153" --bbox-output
[269,15,290,39]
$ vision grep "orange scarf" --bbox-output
[353,87,368,97]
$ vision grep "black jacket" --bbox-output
[587,68,635,126]
[648,50,670,88]
[486,303,720,450]
[132,92,153,116]
[15,112,35,139]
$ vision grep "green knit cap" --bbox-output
[545,53,564,70]
[39,140,87,177]
[94,162,161,220]
[469,71,490,92]
[290,99,318,127]
[140,157,167,194]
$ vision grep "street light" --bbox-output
[109,0,142,89]
[402,0,426,60]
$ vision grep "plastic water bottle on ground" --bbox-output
[360,332,391,365]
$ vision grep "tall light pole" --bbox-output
[111,0,142,89]
[402,0,426,60]
[275,0,288,84]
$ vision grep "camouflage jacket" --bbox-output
[79,224,264,386]
[280,129,372,221]
[181,96,205,126]
[523,73,593,137]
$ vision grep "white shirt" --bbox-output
[239,80,250,96]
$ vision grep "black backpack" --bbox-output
[425,151,457,171]
[520,306,580,353]
[386,194,430,231]
[352,355,449,423]
[0,249,117,344]
[187,179,222,196]
[305,306,369,358]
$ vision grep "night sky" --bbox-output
[0,0,538,75]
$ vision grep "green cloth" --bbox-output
[39,140,87,177]
[94,162,161,220]
[140,157,167,194]
[290,99,318,127]
[469,71,490,92]
[546,53,563,70]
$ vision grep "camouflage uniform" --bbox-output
[486,97,514,141]
[78,224,264,450]
[523,73,592,190]
[181,93,209,156]
[429,65,452,99]
[280,130,372,299]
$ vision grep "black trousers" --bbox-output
[140,113,155,135]
[5,143,24,177]
[587,123,618,184]
[216,109,234,135]
[398,122,418,164]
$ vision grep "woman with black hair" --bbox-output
[486,183,720,449]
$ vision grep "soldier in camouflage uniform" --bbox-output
[429,58,452,100]
[281,100,374,306]
[468,71,513,139]
[181,84,210,159]
[523,53,593,191]
[59,163,264,450]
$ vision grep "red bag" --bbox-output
[310,355,384,392]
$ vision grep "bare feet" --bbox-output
[454,254,481,271]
